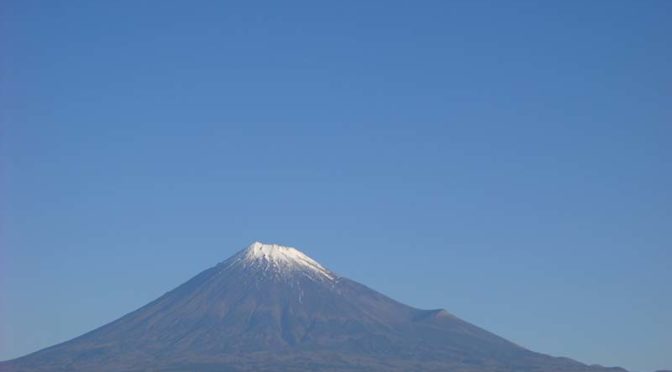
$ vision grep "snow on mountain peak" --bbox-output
[236,242,335,280]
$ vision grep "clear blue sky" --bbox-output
[1,1,670,371]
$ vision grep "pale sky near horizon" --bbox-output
[1,1,671,371]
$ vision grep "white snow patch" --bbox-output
[237,242,335,280]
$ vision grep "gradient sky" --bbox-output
[1,1,671,371]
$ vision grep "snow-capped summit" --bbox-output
[232,241,335,280]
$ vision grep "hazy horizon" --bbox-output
[1,1,670,371]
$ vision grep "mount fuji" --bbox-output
[0,242,626,371]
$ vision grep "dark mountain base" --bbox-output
[1,351,627,372]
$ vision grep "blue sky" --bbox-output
[1,1,670,371]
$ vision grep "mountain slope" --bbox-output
[0,242,626,372]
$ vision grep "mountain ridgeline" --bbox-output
[0,242,627,371]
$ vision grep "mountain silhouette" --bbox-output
[0,242,627,371]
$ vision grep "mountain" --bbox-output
[0,242,626,372]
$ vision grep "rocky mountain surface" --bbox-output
[0,242,627,371]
